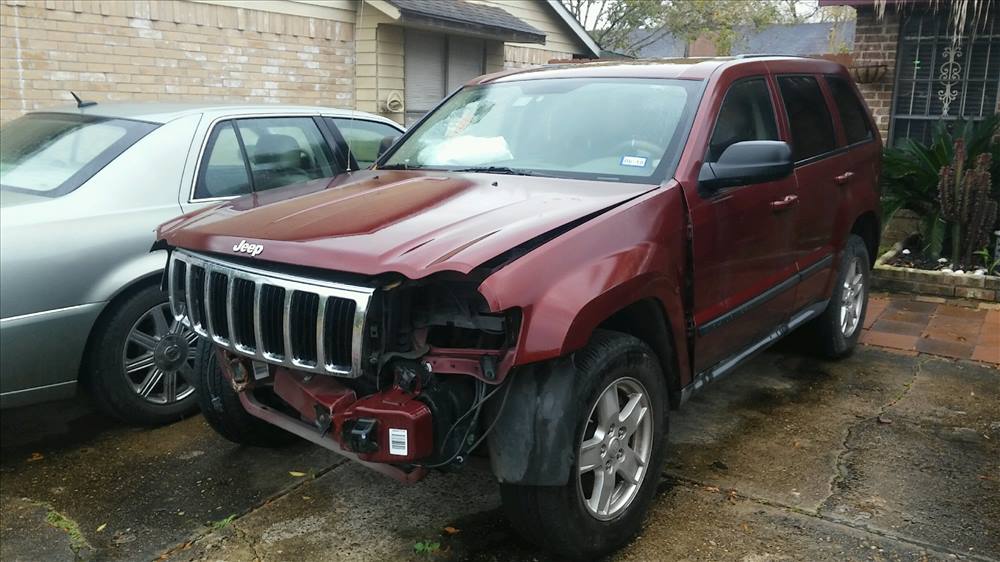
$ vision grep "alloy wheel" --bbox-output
[840,257,865,338]
[577,377,653,521]
[122,303,198,405]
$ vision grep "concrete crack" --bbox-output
[153,458,348,560]
[823,356,928,507]
[662,472,996,562]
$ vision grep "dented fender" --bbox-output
[478,182,692,387]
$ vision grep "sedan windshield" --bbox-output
[0,113,157,197]
[381,78,701,183]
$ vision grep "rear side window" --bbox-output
[197,122,251,198]
[825,76,873,145]
[707,78,779,162]
[777,76,837,162]
[0,113,157,197]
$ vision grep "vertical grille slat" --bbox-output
[207,271,230,341]
[169,250,371,377]
[260,285,286,358]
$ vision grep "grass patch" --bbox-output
[210,514,237,531]
[44,508,90,553]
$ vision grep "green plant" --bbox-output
[938,141,998,265]
[973,247,1000,275]
[881,114,999,259]
[210,514,237,530]
[413,540,441,555]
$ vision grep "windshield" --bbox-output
[381,78,701,183]
[0,113,158,197]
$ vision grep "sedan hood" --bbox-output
[158,170,654,279]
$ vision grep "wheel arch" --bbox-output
[77,270,164,384]
[850,210,880,266]
[594,298,682,409]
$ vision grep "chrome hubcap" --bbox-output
[840,258,865,338]
[577,377,653,521]
[123,303,198,405]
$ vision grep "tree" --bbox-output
[562,0,786,56]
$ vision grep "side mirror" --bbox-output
[698,140,793,192]
[377,134,399,158]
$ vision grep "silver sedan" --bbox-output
[0,102,403,424]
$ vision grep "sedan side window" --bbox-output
[777,76,838,162]
[195,121,251,199]
[707,79,779,162]
[328,118,402,168]
[235,117,340,191]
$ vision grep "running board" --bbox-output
[679,300,829,404]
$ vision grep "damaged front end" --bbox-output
[168,249,519,483]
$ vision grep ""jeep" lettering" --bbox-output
[232,239,264,257]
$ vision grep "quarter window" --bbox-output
[778,76,837,162]
[328,118,402,168]
[826,76,873,145]
[707,78,779,162]
[196,122,251,199]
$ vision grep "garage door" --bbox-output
[404,30,485,126]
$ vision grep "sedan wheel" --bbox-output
[123,303,197,405]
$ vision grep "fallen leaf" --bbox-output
[704,486,720,493]
[96,523,107,532]
[443,526,460,535]
[288,471,306,477]
[877,415,893,425]
[27,452,44,462]
[302,496,312,500]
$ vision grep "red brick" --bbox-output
[915,337,974,360]
[971,345,1000,365]
[872,319,925,336]
[860,330,918,351]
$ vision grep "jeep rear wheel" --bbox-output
[806,234,871,359]
[499,330,668,559]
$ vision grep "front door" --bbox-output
[687,77,801,374]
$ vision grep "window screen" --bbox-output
[778,76,837,162]
[707,78,779,162]
[826,76,873,145]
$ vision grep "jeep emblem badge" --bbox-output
[233,239,264,257]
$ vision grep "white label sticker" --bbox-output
[388,428,408,456]
[620,155,647,167]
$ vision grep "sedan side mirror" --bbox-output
[698,141,793,192]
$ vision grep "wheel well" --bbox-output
[850,211,880,266]
[596,298,681,409]
[77,272,163,384]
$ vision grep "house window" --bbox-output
[891,12,1000,146]
[404,29,486,126]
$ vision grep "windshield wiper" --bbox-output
[377,163,419,170]
[452,166,538,177]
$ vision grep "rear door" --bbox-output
[775,75,852,310]
[687,76,801,374]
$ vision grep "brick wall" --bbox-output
[852,7,899,140]
[0,0,354,123]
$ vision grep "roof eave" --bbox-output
[398,12,546,43]
[544,0,601,58]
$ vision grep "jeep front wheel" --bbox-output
[499,331,668,559]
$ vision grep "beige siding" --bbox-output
[353,2,404,124]
[193,0,357,23]
[503,44,573,68]
[469,0,586,55]
[0,0,354,123]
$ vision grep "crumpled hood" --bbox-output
[158,170,654,279]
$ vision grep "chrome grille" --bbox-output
[168,249,373,377]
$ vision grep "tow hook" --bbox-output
[229,359,250,392]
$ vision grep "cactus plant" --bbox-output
[938,138,998,266]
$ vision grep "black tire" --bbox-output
[85,283,199,426]
[808,234,871,359]
[193,339,299,448]
[499,330,668,560]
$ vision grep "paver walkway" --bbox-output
[861,292,999,365]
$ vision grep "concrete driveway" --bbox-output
[1,345,997,561]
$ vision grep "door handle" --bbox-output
[834,171,855,185]
[770,194,799,211]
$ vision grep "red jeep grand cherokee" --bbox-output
[157,57,880,558]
